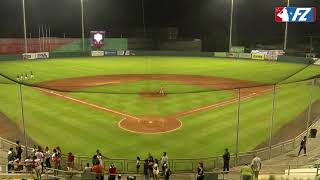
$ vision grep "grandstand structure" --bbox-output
[0,117,319,179]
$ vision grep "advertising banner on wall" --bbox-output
[104,51,117,56]
[214,52,227,58]
[36,52,50,59]
[117,50,134,56]
[91,51,104,57]
[239,53,252,59]
[227,53,239,58]
[23,52,49,59]
[230,46,245,53]
[252,54,265,60]
[22,53,37,60]
[314,59,320,65]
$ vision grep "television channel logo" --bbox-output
[275,7,316,22]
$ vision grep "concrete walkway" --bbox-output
[223,131,320,179]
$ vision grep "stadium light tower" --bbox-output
[22,0,28,54]
[81,0,85,52]
[228,0,234,52]
[284,0,290,50]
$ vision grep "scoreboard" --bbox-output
[90,31,105,49]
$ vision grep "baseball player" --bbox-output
[159,87,165,95]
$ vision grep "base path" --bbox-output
[36,74,272,134]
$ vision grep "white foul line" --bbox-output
[35,87,140,120]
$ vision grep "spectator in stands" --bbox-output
[32,145,38,156]
[32,155,42,179]
[44,146,51,168]
[84,163,91,173]
[35,146,44,172]
[240,163,253,180]
[160,152,168,176]
[148,156,155,179]
[298,136,307,156]
[117,174,122,179]
[56,146,62,170]
[143,159,150,180]
[7,147,16,172]
[223,148,230,173]
[250,154,262,180]
[67,152,75,171]
[92,161,104,180]
[108,164,117,180]
[153,159,160,180]
[97,152,103,165]
[163,163,171,180]
[136,156,141,174]
[92,155,99,165]
[15,141,23,160]
[196,161,204,180]
[51,148,60,176]
[24,156,33,172]
[97,149,108,159]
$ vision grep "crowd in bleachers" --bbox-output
[6,141,178,180]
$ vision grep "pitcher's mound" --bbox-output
[119,116,182,134]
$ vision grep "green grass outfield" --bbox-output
[0,57,319,159]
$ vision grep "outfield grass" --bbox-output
[0,57,319,159]
[0,57,318,84]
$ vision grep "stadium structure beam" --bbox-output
[81,0,85,52]
[268,85,276,159]
[235,88,240,165]
[142,0,146,38]
[18,82,28,157]
[228,0,234,52]
[22,0,28,55]
[284,0,290,50]
[306,79,315,136]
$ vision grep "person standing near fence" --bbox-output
[7,148,16,172]
[223,148,230,173]
[143,159,150,180]
[163,163,171,180]
[298,136,307,156]
[196,161,204,180]
[240,163,253,180]
[44,147,51,168]
[250,155,261,180]
[160,152,168,176]
[15,141,22,160]
[136,157,141,174]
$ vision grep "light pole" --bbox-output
[81,0,85,52]
[228,0,234,52]
[22,0,28,55]
[284,0,290,50]
[142,0,146,38]
[17,72,34,158]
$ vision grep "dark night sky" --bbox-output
[0,0,319,44]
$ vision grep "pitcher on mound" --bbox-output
[159,87,165,95]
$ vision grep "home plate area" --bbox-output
[119,115,182,134]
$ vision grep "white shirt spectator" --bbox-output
[35,151,44,162]
[161,155,168,165]
[251,156,262,171]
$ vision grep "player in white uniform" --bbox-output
[159,87,165,95]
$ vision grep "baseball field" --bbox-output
[0,56,319,159]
